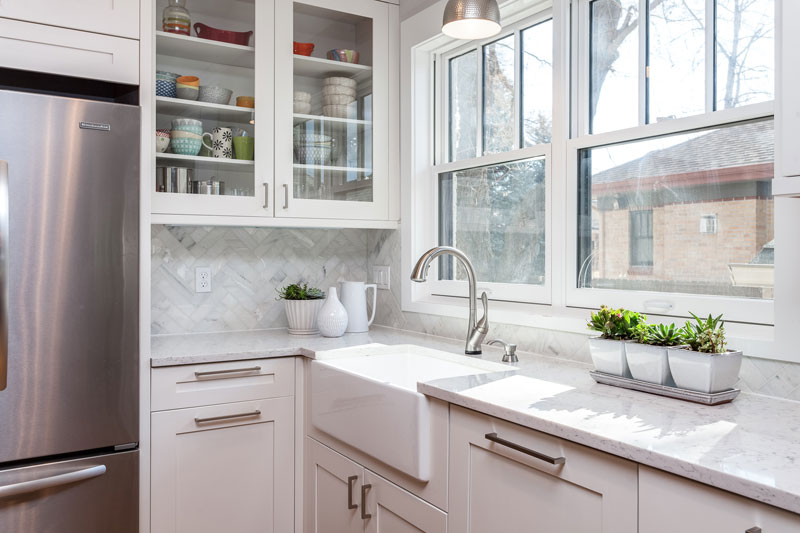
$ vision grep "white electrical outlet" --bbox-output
[195,267,212,293]
[373,266,390,290]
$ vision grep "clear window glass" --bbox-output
[716,0,774,110]
[648,0,706,122]
[590,0,640,133]
[439,157,546,285]
[483,34,516,154]
[521,19,553,146]
[449,50,479,162]
[577,119,774,299]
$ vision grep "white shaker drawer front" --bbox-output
[0,18,139,84]
[0,0,139,39]
[152,357,296,411]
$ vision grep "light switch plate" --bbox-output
[195,267,212,293]
[373,266,390,290]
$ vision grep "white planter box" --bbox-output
[588,338,631,377]
[625,343,674,386]
[284,299,324,335]
[667,348,743,393]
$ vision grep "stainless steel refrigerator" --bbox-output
[0,90,139,532]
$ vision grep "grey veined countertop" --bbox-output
[151,326,800,515]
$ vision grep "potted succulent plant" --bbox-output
[587,306,644,377]
[276,282,325,335]
[667,313,743,393]
[625,323,683,385]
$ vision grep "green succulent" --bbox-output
[641,323,683,347]
[587,305,646,340]
[680,313,727,353]
[276,282,325,301]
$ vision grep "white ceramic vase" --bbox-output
[588,337,631,377]
[317,287,349,338]
[284,299,324,335]
[667,347,743,393]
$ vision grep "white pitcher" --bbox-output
[340,281,377,333]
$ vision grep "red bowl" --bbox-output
[194,22,253,46]
[293,41,315,56]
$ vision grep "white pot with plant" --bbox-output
[586,306,643,378]
[667,313,743,393]
[626,323,683,385]
[276,283,326,335]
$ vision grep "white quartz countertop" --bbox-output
[150,326,800,514]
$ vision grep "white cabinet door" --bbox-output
[151,397,294,533]
[305,437,365,533]
[449,405,638,533]
[0,0,139,39]
[0,18,138,84]
[364,470,447,533]
[640,466,800,533]
[274,0,391,221]
[777,0,800,178]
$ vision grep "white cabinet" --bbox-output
[0,18,139,84]
[0,0,139,39]
[448,405,638,533]
[640,466,800,533]
[776,0,800,181]
[305,437,446,533]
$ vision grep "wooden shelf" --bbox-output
[156,97,255,123]
[293,113,371,127]
[157,153,255,170]
[772,176,800,197]
[294,164,371,172]
[293,55,371,82]
[156,31,255,68]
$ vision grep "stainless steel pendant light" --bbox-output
[442,0,501,40]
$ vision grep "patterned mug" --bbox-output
[202,127,233,158]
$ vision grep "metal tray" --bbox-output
[589,371,740,405]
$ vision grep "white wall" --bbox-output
[400,0,439,20]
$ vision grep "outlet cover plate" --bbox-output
[373,266,390,290]
[195,267,212,293]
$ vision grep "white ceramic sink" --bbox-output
[310,344,513,481]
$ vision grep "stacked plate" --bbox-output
[322,77,357,119]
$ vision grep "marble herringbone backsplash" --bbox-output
[151,225,369,334]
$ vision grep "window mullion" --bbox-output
[476,46,484,158]
[514,28,522,151]
[705,0,716,112]
[639,0,648,126]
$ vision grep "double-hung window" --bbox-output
[431,10,554,304]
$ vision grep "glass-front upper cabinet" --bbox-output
[274,0,390,220]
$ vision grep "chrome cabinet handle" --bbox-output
[485,433,566,465]
[0,161,7,391]
[746,528,762,533]
[194,366,261,378]
[360,483,372,519]
[283,183,289,209]
[347,475,358,510]
[195,410,261,424]
[263,183,269,209]
[0,465,106,500]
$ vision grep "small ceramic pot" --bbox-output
[285,299,325,335]
[155,79,177,98]
[155,129,170,153]
[317,288,349,338]
[625,343,675,385]
[197,86,233,105]
[236,96,255,108]
[667,348,743,393]
[326,49,360,64]
[588,337,631,378]
[176,86,199,100]
[176,75,199,87]
[293,41,315,56]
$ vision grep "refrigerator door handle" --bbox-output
[0,160,7,391]
[0,465,106,500]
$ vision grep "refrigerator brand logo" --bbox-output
[79,122,111,132]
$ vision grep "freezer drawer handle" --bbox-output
[194,366,262,378]
[194,410,262,424]
[485,433,566,465]
[0,465,106,500]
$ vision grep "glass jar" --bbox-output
[162,0,191,35]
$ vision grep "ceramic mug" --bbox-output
[202,127,233,158]
[233,136,254,160]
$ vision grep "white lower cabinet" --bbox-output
[151,396,294,533]
[640,466,800,533]
[449,405,638,533]
[305,437,446,533]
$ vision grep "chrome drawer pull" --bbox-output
[195,410,261,424]
[746,528,762,533]
[485,432,566,465]
[347,475,358,510]
[194,366,261,378]
[263,182,269,209]
[360,484,372,520]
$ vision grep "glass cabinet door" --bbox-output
[274,0,389,220]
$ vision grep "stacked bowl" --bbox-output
[322,77,357,119]
[294,132,335,165]
[293,91,311,114]
[176,75,199,100]
[156,71,180,98]
[171,118,203,156]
